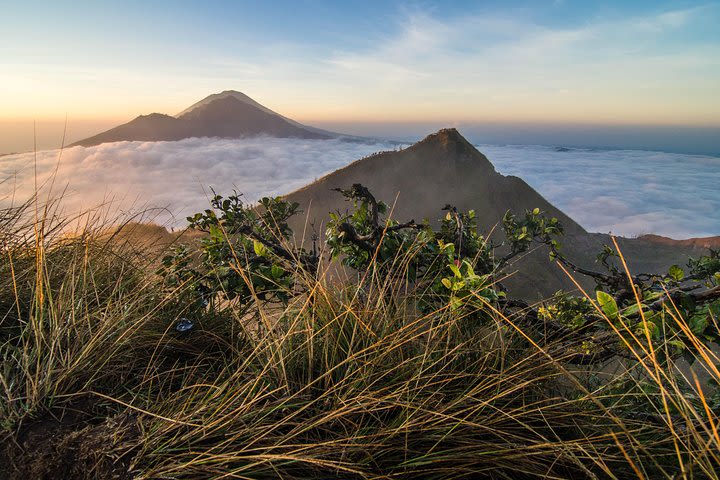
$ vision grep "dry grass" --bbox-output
[0,198,718,479]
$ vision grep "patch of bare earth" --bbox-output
[0,408,140,480]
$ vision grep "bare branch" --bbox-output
[442,205,464,255]
[334,184,379,230]
[237,225,317,269]
[648,284,720,311]
[336,222,375,252]
[549,244,613,284]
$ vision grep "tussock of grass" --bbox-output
[0,199,718,479]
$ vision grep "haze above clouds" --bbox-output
[1,138,717,239]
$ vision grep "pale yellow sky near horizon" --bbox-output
[2,87,719,154]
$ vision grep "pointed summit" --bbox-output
[176,96,331,139]
[406,128,496,174]
[176,90,340,138]
[176,90,275,117]
[414,128,473,150]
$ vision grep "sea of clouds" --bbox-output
[0,137,399,227]
[1,137,717,238]
[480,144,720,239]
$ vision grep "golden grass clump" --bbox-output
[0,198,718,479]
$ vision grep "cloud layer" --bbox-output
[0,137,401,227]
[0,138,717,239]
[480,144,720,239]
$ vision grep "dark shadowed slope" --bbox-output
[69,113,188,146]
[285,129,713,299]
[70,91,334,147]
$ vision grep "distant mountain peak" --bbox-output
[176,90,272,118]
[70,90,343,147]
[424,127,465,143]
[408,128,495,172]
[178,95,252,119]
[415,128,473,149]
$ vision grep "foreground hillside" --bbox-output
[1,182,718,478]
[286,129,711,298]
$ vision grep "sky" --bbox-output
[1,0,719,153]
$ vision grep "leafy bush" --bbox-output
[163,184,720,371]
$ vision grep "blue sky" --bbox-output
[1,0,719,152]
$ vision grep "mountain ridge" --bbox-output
[285,128,712,298]
[639,234,720,250]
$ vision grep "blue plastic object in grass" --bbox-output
[175,318,194,332]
